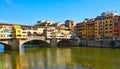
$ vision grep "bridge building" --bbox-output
[0,24,13,39]
[45,26,72,39]
[0,23,74,50]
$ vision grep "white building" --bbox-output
[36,20,54,26]
[3,25,13,39]
[0,25,13,39]
[101,11,118,17]
[45,26,72,39]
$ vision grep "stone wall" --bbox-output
[81,39,120,48]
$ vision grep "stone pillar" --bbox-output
[50,38,57,47]
[8,39,20,50]
[78,38,82,46]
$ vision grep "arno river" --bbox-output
[0,46,120,69]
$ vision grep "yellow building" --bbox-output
[75,21,87,39]
[12,25,23,38]
[94,17,101,40]
[95,12,117,40]
[102,16,113,39]
[85,19,95,40]
[75,11,119,40]
[75,19,95,40]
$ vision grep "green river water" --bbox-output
[0,47,120,69]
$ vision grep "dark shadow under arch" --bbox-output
[57,39,78,46]
[0,42,12,50]
[22,40,50,48]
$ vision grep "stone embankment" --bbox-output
[81,39,120,48]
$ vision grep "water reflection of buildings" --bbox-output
[0,54,12,69]
[16,50,46,69]
[18,48,72,69]
[0,48,72,69]
[56,48,72,68]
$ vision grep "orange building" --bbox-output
[113,16,120,40]
[85,19,95,40]
[75,11,120,40]
[75,18,95,40]
[75,22,86,39]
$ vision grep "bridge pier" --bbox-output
[8,39,20,50]
[50,38,57,47]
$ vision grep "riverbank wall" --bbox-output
[81,39,120,48]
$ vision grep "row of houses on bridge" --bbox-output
[0,20,76,40]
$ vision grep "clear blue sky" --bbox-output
[0,0,120,25]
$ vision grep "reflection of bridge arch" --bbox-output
[0,42,12,50]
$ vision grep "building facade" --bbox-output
[12,25,23,38]
[0,24,13,39]
[65,20,76,32]
[75,11,120,40]
[75,22,86,39]
[95,11,120,40]
[45,26,72,39]
[75,18,95,40]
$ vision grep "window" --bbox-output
[105,24,108,26]
[109,24,112,26]
[109,31,112,33]
[105,28,108,30]
[110,28,112,29]
[106,31,108,33]
[18,30,21,33]
[114,23,118,27]
[110,20,112,23]
[106,21,107,23]
[17,35,21,37]
[22,32,26,33]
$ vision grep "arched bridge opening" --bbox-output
[22,40,50,48]
[57,39,79,46]
[0,42,12,50]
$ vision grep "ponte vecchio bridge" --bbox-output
[0,23,73,50]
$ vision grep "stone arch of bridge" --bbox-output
[57,39,73,46]
[20,39,50,47]
[0,42,12,50]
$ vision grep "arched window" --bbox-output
[27,32,32,36]
[33,32,38,36]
